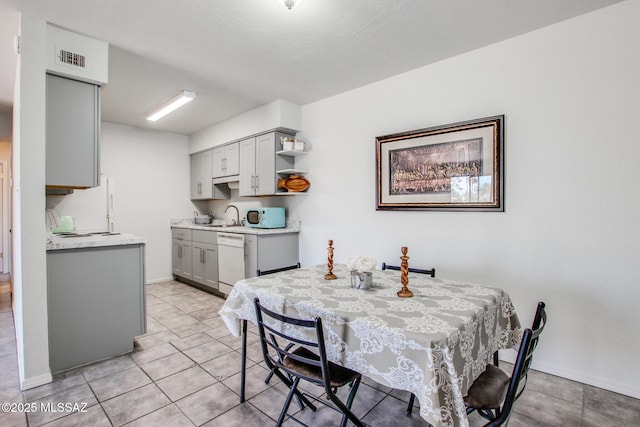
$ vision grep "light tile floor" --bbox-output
[1,277,639,426]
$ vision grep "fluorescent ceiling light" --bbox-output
[146,90,196,122]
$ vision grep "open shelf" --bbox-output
[276,191,309,195]
[276,150,307,157]
[277,169,307,175]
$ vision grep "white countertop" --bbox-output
[47,233,146,251]
[170,218,301,235]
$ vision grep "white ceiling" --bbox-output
[0,0,623,135]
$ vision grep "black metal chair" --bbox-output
[257,262,300,276]
[381,262,435,278]
[257,262,301,387]
[405,302,545,418]
[462,301,547,426]
[253,297,365,427]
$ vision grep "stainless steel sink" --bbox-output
[200,223,242,228]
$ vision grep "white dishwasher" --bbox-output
[217,232,245,295]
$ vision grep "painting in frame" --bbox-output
[376,115,504,212]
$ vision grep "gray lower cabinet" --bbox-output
[172,228,218,291]
[47,244,146,374]
[191,230,218,290]
[172,229,192,279]
[245,233,299,277]
[172,227,299,295]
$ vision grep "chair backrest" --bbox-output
[381,262,435,278]
[492,302,547,426]
[253,297,332,392]
[257,262,301,276]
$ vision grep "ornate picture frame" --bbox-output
[376,115,504,212]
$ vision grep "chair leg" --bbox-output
[344,377,361,409]
[265,369,275,384]
[276,377,300,427]
[240,320,247,403]
[266,368,306,410]
[477,408,498,421]
[272,368,317,412]
[330,376,364,427]
[406,393,415,416]
[266,342,294,385]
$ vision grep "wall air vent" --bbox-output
[46,24,108,84]
[57,49,86,69]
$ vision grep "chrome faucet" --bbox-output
[224,204,240,225]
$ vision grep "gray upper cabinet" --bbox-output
[239,132,294,196]
[46,73,100,188]
[190,150,213,200]
[239,137,257,196]
[212,142,239,178]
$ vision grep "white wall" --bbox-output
[100,122,194,282]
[290,0,640,398]
[189,99,301,154]
[12,15,52,389]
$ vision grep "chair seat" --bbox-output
[284,346,360,388]
[463,364,510,410]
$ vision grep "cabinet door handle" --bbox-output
[201,248,205,264]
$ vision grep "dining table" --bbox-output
[218,264,521,427]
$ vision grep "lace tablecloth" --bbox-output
[219,264,520,427]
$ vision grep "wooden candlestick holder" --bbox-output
[324,239,337,280]
[397,246,413,298]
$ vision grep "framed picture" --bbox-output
[376,115,504,212]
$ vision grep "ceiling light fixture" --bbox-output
[278,0,302,10]
[146,90,196,122]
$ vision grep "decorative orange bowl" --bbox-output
[278,175,310,192]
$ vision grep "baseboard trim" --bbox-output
[531,360,640,399]
[21,372,53,391]
[145,276,175,285]
[497,352,640,399]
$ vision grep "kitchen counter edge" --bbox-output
[47,234,146,251]
[171,224,300,235]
